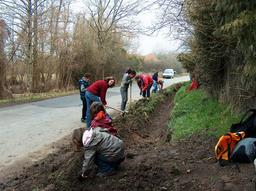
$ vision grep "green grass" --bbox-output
[0,90,78,107]
[169,84,241,140]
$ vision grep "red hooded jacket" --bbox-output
[140,74,153,92]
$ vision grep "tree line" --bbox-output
[0,0,153,98]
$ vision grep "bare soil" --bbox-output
[1,92,255,191]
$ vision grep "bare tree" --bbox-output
[86,0,147,78]
[151,0,193,45]
[0,0,49,92]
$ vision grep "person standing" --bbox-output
[152,72,158,93]
[85,76,115,128]
[120,69,136,111]
[79,73,91,123]
[135,74,153,98]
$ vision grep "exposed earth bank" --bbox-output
[1,89,255,191]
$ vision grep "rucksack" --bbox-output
[215,131,245,166]
[231,138,256,163]
[230,109,256,137]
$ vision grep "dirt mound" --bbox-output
[1,89,255,191]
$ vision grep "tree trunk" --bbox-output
[0,20,12,99]
[32,0,40,92]
[26,0,33,90]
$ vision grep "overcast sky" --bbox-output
[71,0,181,55]
[135,9,181,55]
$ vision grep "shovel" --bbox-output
[105,105,127,115]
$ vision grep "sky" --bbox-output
[135,10,181,55]
[71,0,181,56]
[136,34,181,55]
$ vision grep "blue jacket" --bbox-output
[79,78,90,99]
[152,72,158,81]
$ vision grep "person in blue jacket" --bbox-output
[152,72,158,93]
[79,73,91,122]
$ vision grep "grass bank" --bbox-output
[0,89,78,107]
[169,83,241,140]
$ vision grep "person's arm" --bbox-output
[123,75,132,85]
[99,83,107,105]
[84,81,90,89]
[81,149,96,177]
[159,81,163,89]
[80,82,86,93]
[142,77,148,92]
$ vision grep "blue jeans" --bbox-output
[85,91,101,128]
[142,84,152,97]
[95,154,124,173]
[152,80,158,93]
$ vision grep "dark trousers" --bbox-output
[81,98,87,120]
[120,87,128,111]
[95,154,124,173]
[142,84,152,97]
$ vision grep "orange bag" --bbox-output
[215,131,245,166]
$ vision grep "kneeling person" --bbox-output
[79,127,125,178]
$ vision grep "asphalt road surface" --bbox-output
[0,75,189,175]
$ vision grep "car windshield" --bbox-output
[164,69,173,73]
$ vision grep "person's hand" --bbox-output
[78,173,88,181]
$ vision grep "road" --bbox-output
[0,75,189,174]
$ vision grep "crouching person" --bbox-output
[80,127,125,179]
[90,101,118,136]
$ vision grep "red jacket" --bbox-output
[90,111,117,136]
[187,79,199,91]
[140,74,153,92]
[86,80,108,105]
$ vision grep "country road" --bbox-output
[0,76,189,176]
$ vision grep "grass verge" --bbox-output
[168,83,241,140]
[0,90,78,107]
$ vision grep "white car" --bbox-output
[162,69,174,79]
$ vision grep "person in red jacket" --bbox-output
[187,77,199,91]
[90,102,117,136]
[85,76,115,128]
[135,74,153,98]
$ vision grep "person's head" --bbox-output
[90,102,106,120]
[127,70,136,78]
[84,73,91,80]
[104,76,115,88]
[72,128,86,151]
[158,80,163,85]
[126,68,132,73]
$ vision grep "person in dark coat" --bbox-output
[152,72,158,93]
[79,73,91,122]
